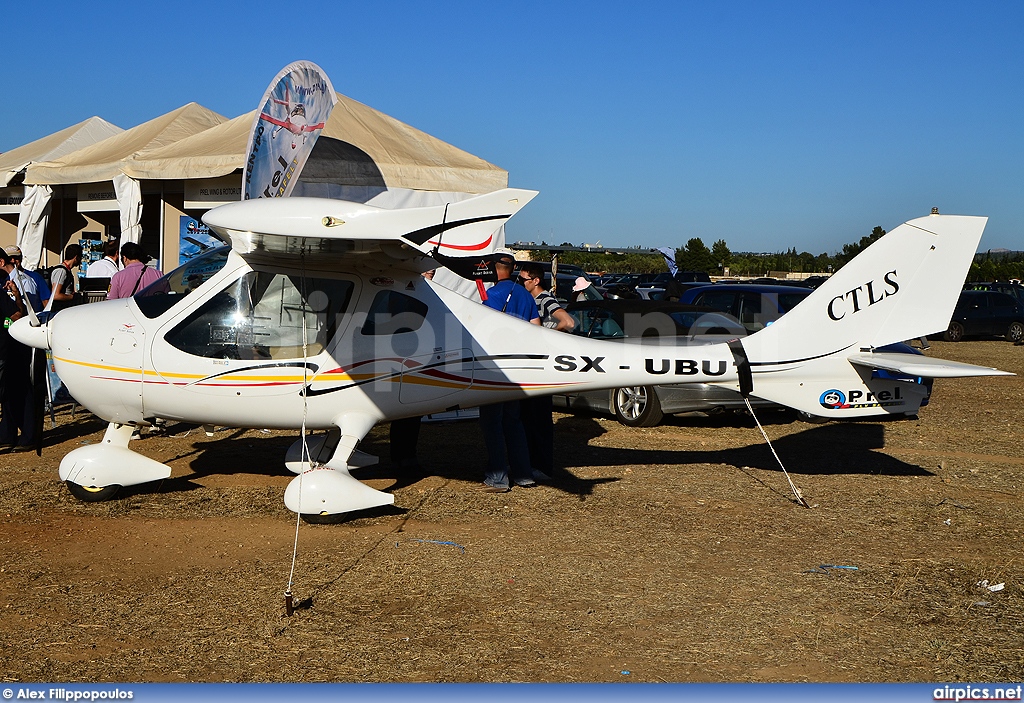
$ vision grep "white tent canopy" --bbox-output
[13,96,508,283]
[25,103,226,186]
[0,116,123,187]
[122,110,257,181]
[0,116,124,268]
[122,93,508,194]
[25,102,227,244]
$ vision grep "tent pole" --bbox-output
[158,181,165,271]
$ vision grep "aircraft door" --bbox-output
[149,270,356,411]
[356,288,474,404]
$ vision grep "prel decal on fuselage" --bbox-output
[819,386,905,410]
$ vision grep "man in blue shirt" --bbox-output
[482,256,542,321]
[478,255,540,493]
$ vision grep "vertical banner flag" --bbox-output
[243,61,337,200]
[656,246,678,275]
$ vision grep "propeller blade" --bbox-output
[30,347,47,456]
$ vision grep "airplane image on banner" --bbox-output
[261,86,326,150]
[243,60,336,201]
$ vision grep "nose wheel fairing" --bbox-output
[59,422,171,490]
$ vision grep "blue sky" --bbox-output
[5,1,1022,254]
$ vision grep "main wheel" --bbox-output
[65,481,121,502]
[1007,321,1024,343]
[613,386,664,427]
[944,321,965,342]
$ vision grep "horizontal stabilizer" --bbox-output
[847,352,1015,378]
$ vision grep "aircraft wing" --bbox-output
[258,114,326,132]
[258,113,291,129]
[847,352,1015,378]
[202,188,538,259]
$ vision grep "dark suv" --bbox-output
[679,283,812,333]
[964,282,1024,304]
[944,290,1024,342]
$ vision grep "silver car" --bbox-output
[552,300,778,426]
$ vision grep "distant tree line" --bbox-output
[968,251,1024,282]
[538,229,1021,282]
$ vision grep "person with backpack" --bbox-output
[107,242,161,299]
[2,246,48,313]
[44,243,83,314]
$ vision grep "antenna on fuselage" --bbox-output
[429,203,451,259]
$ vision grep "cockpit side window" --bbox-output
[135,246,232,319]
[360,291,428,335]
[165,271,353,360]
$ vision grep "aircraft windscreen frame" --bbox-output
[134,246,232,319]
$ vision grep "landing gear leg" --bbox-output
[283,413,394,522]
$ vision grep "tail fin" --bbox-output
[734,213,1012,419]
[743,213,986,364]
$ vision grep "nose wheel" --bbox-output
[65,481,121,502]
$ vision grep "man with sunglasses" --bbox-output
[517,263,575,482]
[517,263,575,332]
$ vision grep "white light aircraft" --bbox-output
[10,193,1011,520]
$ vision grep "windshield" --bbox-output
[165,270,354,360]
[134,246,232,319]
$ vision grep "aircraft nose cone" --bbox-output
[9,315,50,349]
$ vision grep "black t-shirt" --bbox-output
[0,273,21,357]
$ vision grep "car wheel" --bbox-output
[612,386,664,427]
[796,410,829,424]
[1007,321,1024,343]
[944,321,964,342]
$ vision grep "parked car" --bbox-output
[554,299,778,426]
[636,281,712,301]
[679,283,813,333]
[964,281,1024,304]
[556,295,932,427]
[942,290,1024,342]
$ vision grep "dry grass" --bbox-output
[0,341,1021,682]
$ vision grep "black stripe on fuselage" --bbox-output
[301,353,549,397]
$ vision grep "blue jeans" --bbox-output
[479,401,533,489]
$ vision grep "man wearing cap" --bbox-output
[0,248,34,451]
[3,246,48,313]
[477,254,540,493]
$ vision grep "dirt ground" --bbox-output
[0,340,1021,683]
